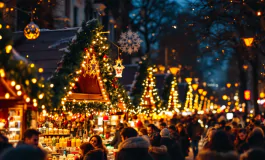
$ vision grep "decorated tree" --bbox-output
[162,68,181,112]
[49,19,132,113]
[184,78,193,111]
[136,66,162,114]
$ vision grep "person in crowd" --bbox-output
[159,128,184,160]
[240,148,265,160]
[84,149,105,160]
[187,117,203,158]
[176,123,190,157]
[247,128,265,149]
[78,142,94,160]
[170,114,178,126]
[0,141,13,155]
[139,128,149,142]
[235,129,248,154]
[136,120,144,130]
[116,127,153,160]
[218,120,227,130]
[0,134,8,143]
[202,127,216,148]
[16,129,40,148]
[168,125,179,142]
[159,122,167,130]
[225,125,236,142]
[109,123,124,149]
[196,150,238,160]
[0,145,47,160]
[89,135,108,160]
[206,130,234,153]
[147,124,161,147]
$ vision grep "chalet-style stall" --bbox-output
[0,74,37,143]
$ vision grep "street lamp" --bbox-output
[192,84,199,91]
[222,95,228,101]
[243,64,249,71]
[243,37,254,47]
[198,89,204,95]
[169,67,180,76]
[185,77,193,83]
[226,83,232,88]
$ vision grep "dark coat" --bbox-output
[187,122,203,141]
[116,137,153,160]
[160,137,185,160]
[109,129,122,149]
[149,145,171,160]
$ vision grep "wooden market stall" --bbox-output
[0,74,37,143]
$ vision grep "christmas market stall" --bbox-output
[0,21,52,143]
[36,20,133,151]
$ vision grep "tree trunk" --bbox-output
[250,55,260,115]
[236,50,248,119]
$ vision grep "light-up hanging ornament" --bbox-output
[113,57,125,78]
[118,30,142,54]
[24,21,40,40]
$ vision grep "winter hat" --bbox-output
[160,128,170,138]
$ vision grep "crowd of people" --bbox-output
[0,113,265,160]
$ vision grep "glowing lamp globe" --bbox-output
[24,22,40,40]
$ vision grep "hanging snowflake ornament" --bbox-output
[118,30,142,54]
[113,57,125,78]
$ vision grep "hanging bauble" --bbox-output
[24,21,40,40]
[113,57,125,78]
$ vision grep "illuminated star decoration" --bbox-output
[89,54,99,77]
[113,57,125,78]
[118,30,142,54]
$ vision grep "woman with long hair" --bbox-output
[78,142,94,160]
[89,135,108,160]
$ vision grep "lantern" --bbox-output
[244,90,251,101]
[24,21,40,40]
[113,57,125,78]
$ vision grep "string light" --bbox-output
[168,77,181,112]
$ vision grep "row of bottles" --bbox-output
[43,136,82,148]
